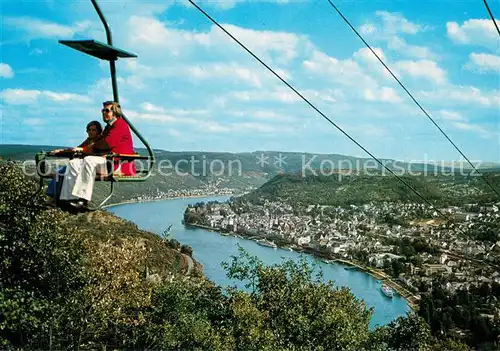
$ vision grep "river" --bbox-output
[108,195,410,328]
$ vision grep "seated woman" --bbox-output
[46,120,103,201]
[59,101,136,209]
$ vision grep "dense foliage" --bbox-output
[241,172,500,207]
[419,280,500,349]
[0,162,470,349]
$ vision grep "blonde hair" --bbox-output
[103,101,123,118]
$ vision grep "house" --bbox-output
[369,253,403,268]
[453,212,470,221]
[297,236,311,246]
[424,263,452,275]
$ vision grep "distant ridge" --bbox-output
[1,144,499,173]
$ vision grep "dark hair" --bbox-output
[86,120,103,134]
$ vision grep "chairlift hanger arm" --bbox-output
[91,0,113,46]
[88,0,156,174]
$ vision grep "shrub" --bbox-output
[180,244,193,256]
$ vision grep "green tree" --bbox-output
[384,312,433,351]
[222,246,374,350]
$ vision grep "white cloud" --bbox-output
[3,16,91,40]
[453,122,490,138]
[199,121,232,133]
[127,15,207,52]
[221,24,301,64]
[358,11,434,59]
[186,63,265,87]
[353,47,386,63]
[394,59,446,84]
[303,49,378,89]
[420,85,499,108]
[387,37,435,59]
[0,88,91,105]
[231,88,301,104]
[363,87,401,103]
[140,102,209,117]
[126,16,304,65]
[231,109,296,122]
[439,110,466,121]
[374,11,423,35]
[0,63,14,78]
[351,47,400,82]
[447,19,500,49]
[302,89,344,104]
[359,23,377,36]
[43,91,90,102]
[180,0,291,10]
[0,89,42,105]
[141,102,166,113]
[465,53,500,73]
[127,111,183,123]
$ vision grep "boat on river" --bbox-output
[381,284,394,298]
[256,239,277,249]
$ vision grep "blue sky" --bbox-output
[1,0,499,162]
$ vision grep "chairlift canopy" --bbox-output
[59,39,137,61]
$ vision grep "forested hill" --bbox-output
[2,144,499,205]
[241,172,500,207]
[3,144,499,175]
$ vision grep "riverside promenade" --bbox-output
[333,258,420,309]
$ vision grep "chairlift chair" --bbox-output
[34,0,155,209]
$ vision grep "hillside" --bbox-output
[0,161,469,350]
[240,172,500,207]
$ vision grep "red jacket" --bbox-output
[83,117,136,175]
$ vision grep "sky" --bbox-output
[1,0,499,162]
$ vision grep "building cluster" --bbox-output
[131,187,239,202]
[185,198,500,295]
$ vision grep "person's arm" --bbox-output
[77,138,91,148]
[81,138,109,155]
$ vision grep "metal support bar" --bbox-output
[96,180,115,209]
[110,60,119,103]
[90,0,113,45]
[90,0,120,103]
[120,113,156,172]
[89,0,155,171]
[88,0,156,177]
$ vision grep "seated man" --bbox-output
[46,120,103,201]
[59,101,136,208]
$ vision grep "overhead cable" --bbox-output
[187,0,458,225]
[325,0,500,198]
[483,0,500,37]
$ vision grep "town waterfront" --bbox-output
[107,195,410,328]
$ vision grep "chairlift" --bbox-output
[34,0,155,209]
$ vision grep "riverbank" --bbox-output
[332,258,420,309]
[102,193,234,209]
[185,222,420,310]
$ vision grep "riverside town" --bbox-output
[2,0,500,349]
